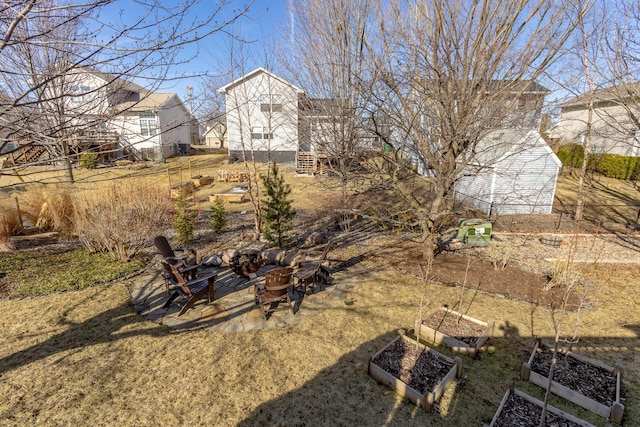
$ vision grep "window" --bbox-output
[139,113,157,137]
[260,94,282,113]
[69,85,92,104]
[251,126,273,140]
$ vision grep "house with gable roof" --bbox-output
[550,82,640,157]
[218,68,375,172]
[5,67,199,165]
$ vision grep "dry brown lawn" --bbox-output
[1,154,639,426]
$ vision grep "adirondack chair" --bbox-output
[161,260,217,316]
[255,267,294,320]
[293,238,333,295]
[154,235,198,292]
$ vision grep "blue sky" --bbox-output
[159,0,289,101]
[93,0,289,103]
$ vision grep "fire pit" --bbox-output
[230,251,264,278]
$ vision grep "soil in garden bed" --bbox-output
[530,347,617,407]
[493,392,585,427]
[371,337,453,395]
[420,309,487,346]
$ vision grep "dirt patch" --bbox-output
[401,252,582,310]
[421,309,487,346]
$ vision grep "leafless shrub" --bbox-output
[73,180,172,262]
[486,244,516,271]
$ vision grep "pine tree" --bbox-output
[209,196,227,234]
[261,163,296,247]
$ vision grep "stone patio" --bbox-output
[131,261,367,332]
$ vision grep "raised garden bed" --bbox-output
[521,340,625,424]
[369,331,462,412]
[191,175,212,187]
[487,386,595,427]
[414,306,494,357]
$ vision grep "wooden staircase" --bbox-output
[8,144,48,165]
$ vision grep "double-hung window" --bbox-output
[260,94,283,113]
[251,126,273,140]
[69,85,92,104]
[140,113,157,137]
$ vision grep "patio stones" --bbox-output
[130,260,362,332]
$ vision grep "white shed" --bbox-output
[455,129,561,215]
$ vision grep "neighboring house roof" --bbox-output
[486,79,550,94]
[561,82,640,108]
[299,98,349,115]
[115,93,176,112]
[217,67,304,95]
[82,67,149,95]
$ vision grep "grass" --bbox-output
[0,249,148,297]
[0,264,637,426]
[0,154,639,425]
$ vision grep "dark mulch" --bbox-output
[404,252,583,310]
[530,346,617,407]
[493,392,585,427]
[372,337,453,395]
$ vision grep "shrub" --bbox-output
[0,209,22,243]
[556,143,584,168]
[261,163,296,247]
[19,186,75,237]
[173,188,198,243]
[73,180,172,262]
[79,151,99,169]
[209,196,227,234]
[592,153,640,180]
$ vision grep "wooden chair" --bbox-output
[161,261,217,316]
[255,267,294,320]
[294,238,333,295]
[154,235,198,292]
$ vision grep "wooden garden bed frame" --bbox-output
[521,340,625,425]
[414,307,494,357]
[368,333,462,412]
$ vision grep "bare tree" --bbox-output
[0,0,253,183]
[282,0,377,204]
[367,0,588,259]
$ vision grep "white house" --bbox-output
[203,115,227,148]
[551,82,640,157]
[218,68,303,163]
[38,68,199,163]
[455,129,562,215]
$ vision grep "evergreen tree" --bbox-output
[261,163,296,247]
[209,196,227,234]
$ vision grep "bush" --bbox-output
[20,186,75,237]
[173,188,198,243]
[0,209,22,243]
[209,196,227,234]
[591,154,640,180]
[73,180,172,262]
[556,143,584,168]
[557,143,640,180]
[79,151,99,169]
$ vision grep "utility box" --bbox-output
[456,218,492,246]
